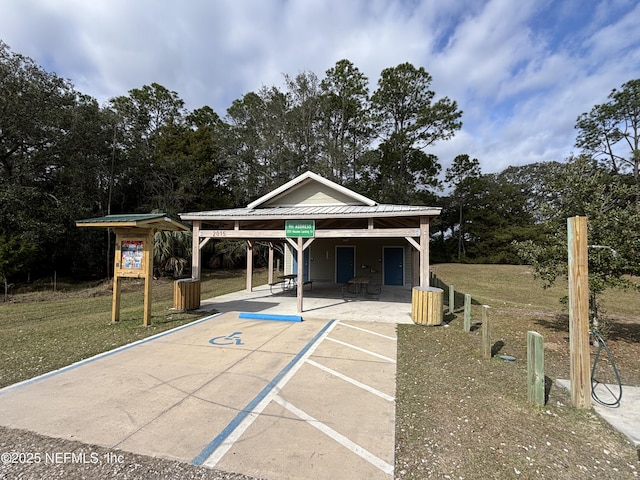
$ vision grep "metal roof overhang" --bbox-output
[179,205,442,222]
[76,213,190,232]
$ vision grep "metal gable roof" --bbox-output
[180,204,441,221]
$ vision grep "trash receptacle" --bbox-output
[173,278,201,310]
[411,286,443,325]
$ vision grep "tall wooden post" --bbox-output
[297,237,304,313]
[568,216,591,409]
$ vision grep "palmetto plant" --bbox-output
[153,230,192,278]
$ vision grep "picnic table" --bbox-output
[343,276,370,296]
[279,274,297,290]
[269,274,297,293]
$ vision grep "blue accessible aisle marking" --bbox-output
[238,312,303,322]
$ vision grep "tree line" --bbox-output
[1,40,639,306]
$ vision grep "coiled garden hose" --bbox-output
[590,329,623,407]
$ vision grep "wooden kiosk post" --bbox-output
[76,214,190,327]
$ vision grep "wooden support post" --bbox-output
[568,216,591,409]
[246,240,253,292]
[191,220,201,280]
[449,284,455,314]
[268,243,274,285]
[527,331,545,406]
[482,305,491,358]
[464,293,471,332]
[142,231,153,327]
[420,216,429,287]
[111,275,121,323]
[297,236,304,313]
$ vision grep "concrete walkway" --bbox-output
[198,282,415,324]
[557,379,640,452]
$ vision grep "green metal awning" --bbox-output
[76,213,190,232]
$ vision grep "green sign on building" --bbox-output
[285,220,315,238]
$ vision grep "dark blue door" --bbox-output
[292,248,310,282]
[336,246,355,283]
[383,247,404,285]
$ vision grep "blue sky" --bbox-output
[2,0,639,177]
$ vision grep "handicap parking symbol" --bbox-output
[209,331,244,346]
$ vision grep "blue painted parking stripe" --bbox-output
[192,319,337,467]
[0,312,224,396]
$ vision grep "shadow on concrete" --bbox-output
[198,282,414,323]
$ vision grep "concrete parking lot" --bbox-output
[0,310,398,479]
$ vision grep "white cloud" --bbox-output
[1,0,640,177]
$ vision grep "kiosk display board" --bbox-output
[76,213,189,326]
[121,240,144,270]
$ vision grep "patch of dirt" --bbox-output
[395,322,639,479]
[0,426,265,480]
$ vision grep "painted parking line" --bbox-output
[0,312,396,479]
[325,337,396,363]
[193,319,339,468]
[306,359,395,402]
[273,394,394,476]
[195,319,396,478]
[338,322,397,341]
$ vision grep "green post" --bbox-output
[464,293,471,332]
[482,305,491,358]
[527,331,545,406]
[449,284,455,314]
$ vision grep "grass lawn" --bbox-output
[395,264,640,479]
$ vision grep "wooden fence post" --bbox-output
[527,331,545,406]
[449,284,455,314]
[568,216,591,409]
[464,293,471,332]
[482,305,491,358]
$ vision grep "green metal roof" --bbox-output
[76,213,190,231]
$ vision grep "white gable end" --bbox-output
[247,171,376,209]
[261,181,366,206]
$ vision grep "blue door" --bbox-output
[336,246,355,283]
[292,248,310,282]
[383,247,404,285]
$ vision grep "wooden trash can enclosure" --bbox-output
[411,286,444,326]
[173,278,201,310]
